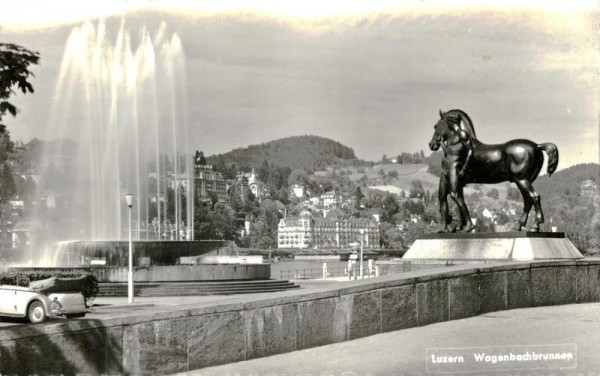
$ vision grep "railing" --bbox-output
[279,266,373,280]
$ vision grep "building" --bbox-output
[194,164,228,201]
[291,184,305,198]
[236,168,267,203]
[277,209,379,250]
[321,191,340,208]
[581,180,600,207]
[277,210,313,249]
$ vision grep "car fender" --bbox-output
[15,293,54,317]
[47,292,89,315]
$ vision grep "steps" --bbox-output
[98,279,300,297]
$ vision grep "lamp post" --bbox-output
[359,229,364,279]
[125,193,134,304]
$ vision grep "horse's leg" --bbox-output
[515,178,544,231]
[512,180,533,231]
[457,188,476,232]
[450,188,467,231]
[449,190,474,233]
[437,176,452,233]
[449,164,474,232]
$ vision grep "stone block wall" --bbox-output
[1,260,599,374]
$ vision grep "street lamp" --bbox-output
[125,193,134,304]
[359,229,364,279]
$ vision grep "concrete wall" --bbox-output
[1,260,599,374]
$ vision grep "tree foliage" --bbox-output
[0,132,16,212]
[486,188,500,199]
[0,43,40,131]
[248,199,282,249]
[194,150,207,165]
[206,135,357,171]
[396,150,426,164]
[409,179,424,198]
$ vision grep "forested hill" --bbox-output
[535,163,599,198]
[206,135,358,171]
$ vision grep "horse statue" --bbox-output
[428,109,559,233]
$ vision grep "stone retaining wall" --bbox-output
[1,260,599,374]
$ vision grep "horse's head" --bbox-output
[429,110,461,151]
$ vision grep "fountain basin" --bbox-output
[7,240,270,282]
[48,240,237,267]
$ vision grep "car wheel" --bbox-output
[28,301,47,324]
[65,313,86,319]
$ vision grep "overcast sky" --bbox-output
[1,1,598,169]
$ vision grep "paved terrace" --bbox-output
[1,260,599,374]
[189,302,600,375]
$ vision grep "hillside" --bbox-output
[534,163,599,200]
[206,135,358,171]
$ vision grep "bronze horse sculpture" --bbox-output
[429,109,559,233]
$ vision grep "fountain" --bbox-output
[4,20,274,288]
[34,19,193,245]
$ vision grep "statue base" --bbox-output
[403,232,583,261]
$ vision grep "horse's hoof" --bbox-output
[464,224,476,233]
[511,224,522,232]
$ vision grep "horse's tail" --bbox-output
[538,143,559,176]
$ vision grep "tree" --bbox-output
[506,185,521,201]
[194,200,238,241]
[354,187,364,210]
[0,150,16,209]
[486,188,500,200]
[401,220,433,250]
[0,44,39,222]
[207,203,238,240]
[474,212,495,232]
[249,199,282,249]
[381,194,400,224]
[288,169,309,185]
[194,150,207,165]
[0,43,40,131]
[379,222,404,249]
[409,180,424,198]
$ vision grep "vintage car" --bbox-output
[0,277,90,323]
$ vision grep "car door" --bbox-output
[0,286,16,314]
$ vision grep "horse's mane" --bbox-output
[447,109,477,140]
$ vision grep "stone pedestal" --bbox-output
[403,232,582,260]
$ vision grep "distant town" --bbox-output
[1,136,599,258]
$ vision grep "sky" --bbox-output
[1,0,598,169]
